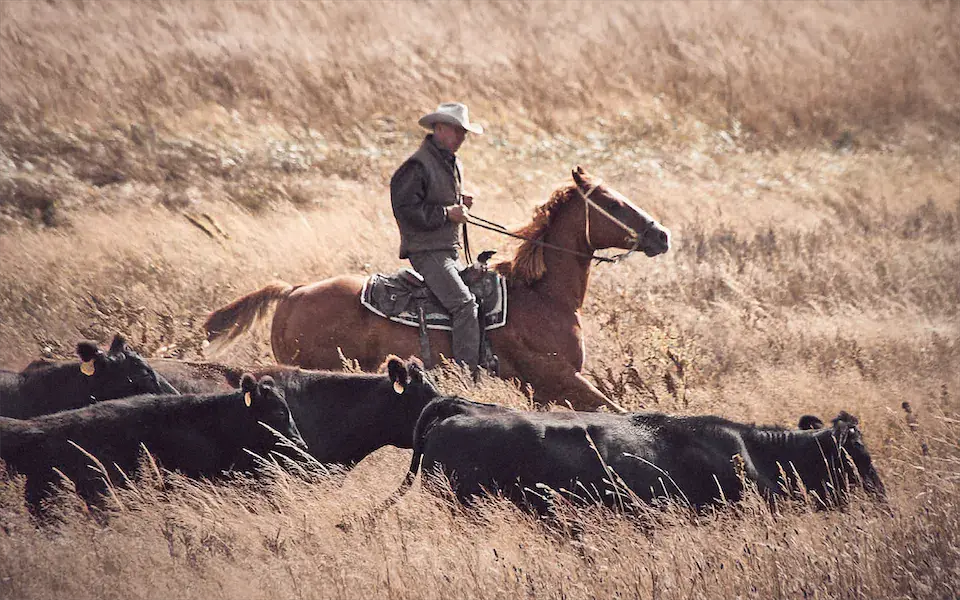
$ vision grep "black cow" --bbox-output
[388,397,885,514]
[150,355,442,466]
[0,374,306,517]
[147,358,238,395]
[0,335,179,419]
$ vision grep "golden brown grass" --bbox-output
[2,0,958,144]
[1,1,958,598]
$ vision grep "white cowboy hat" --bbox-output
[418,102,484,135]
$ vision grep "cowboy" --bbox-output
[390,102,484,373]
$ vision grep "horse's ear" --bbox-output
[572,166,586,190]
[571,165,592,190]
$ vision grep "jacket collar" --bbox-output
[424,134,456,162]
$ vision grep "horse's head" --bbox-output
[572,166,670,258]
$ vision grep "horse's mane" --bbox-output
[493,184,578,284]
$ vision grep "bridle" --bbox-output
[577,179,644,263]
[465,180,646,264]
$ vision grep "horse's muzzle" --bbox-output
[641,226,671,257]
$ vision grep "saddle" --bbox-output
[360,264,507,332]
[360,253,507,373]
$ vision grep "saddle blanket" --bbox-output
[360,267,507,331]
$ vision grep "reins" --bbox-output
[465,181,644,264]
[465,214,619,263]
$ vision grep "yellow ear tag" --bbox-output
[80,360,95,376]
[393,381,405,394]
[244,392,252,407]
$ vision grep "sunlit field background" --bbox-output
[1,1,958,598]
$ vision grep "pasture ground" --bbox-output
[1,2,958,599]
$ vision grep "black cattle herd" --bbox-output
[0,335,885,522]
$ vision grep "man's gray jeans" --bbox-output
[409,249,480,369]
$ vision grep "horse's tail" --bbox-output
[203,281,295,357]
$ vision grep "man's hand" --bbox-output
[460,194,474,208]
[447,204,469,224]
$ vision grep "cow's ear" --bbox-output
[108,334,129,355]
[240,373,257,407]
[257,376,283,408]
[833,411,859,427]
[223,367,244,388]
[387,357,408,394]
[831,417,853,447]
[257,375,278,397]
[798,415,824,430]
[76,341,103,375]
[406,356,425,385]
[76,341,102,363]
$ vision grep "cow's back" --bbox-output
[256,365,437,465]
[16,399,161,476]
[603,414,752,505]
[0,339,179,419]
[150,359,238,395]
[152,361,414,463]
[0,365,82,418]
[0,370,24,415]
[5,394,230,482]
[420,409,629,507]
[416,406,756,509]
[150,356,439,466]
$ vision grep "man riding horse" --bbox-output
[202,112,672,412]
[390,102,484,375]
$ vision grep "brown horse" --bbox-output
[203,166,670,412]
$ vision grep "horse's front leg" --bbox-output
[550,372,627,414]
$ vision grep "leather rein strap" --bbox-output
[465,180,643,264]
[465,215,617,263]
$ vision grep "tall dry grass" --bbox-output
[1,1,959,599]
[2,0,958,142]
[1,409,958,600]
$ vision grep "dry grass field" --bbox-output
[1,1,958,598]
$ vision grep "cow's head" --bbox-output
[830,412,885,498]
[239,373,308,456]
[76,334,180,401]
[383,355,442,430]
[385,356,440,399]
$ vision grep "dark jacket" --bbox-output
[390,135,463,259]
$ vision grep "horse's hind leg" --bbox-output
[546,372,626,413]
